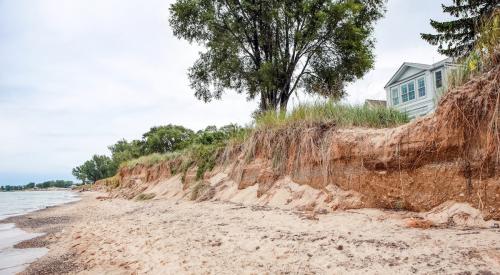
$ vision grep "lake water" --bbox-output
[0,191,79,274]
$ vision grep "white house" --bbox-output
[384,58,456,119]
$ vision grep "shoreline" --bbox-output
[2,192,499,274]
[0,188,74,192]
[0,192,83,274]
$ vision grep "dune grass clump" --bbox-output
[255,101,409,129]
[190,181,206,201]
[121,152,181,168]
[135,193,156,201]
[100,175,120,191]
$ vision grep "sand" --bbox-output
[4,191,499,275]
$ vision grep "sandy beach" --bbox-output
[0,191,497,274]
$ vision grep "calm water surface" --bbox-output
[0,191,79,274]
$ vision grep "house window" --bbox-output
[417,77,426,97]
[400,81,415,103]
[408,81,415,100]
[401,85,408,102]
[391,87,399,105]
[435,70,443,88]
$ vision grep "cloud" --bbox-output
[0,0,451,184]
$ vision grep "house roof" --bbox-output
[365,99,387,108]
[384,58,454,88]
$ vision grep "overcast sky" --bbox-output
[0,0,451,185]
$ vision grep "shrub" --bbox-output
[188,144,222,180]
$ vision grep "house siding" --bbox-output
[398,67,423,80]
[385,58,454,119]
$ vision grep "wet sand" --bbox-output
[0,223,47,274]
[4,192,500,274]
[0,200,81,275]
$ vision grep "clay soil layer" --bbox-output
[7,192,500,275]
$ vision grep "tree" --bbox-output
[142,125,195,154]
[25,182,35,189]
[421,0,499,58]
[72,165,89,184]
[108,139,145,166]
[169,0,386,112]
[195,124,246,145]
[72,155,116,184]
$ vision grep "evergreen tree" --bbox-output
[421,0,499,58]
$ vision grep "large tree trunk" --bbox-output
[279,93,289,113]
[278,83,291,113]
[259,92,268,111]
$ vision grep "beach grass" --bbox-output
[255,101,409,129]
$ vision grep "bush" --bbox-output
[188,144,221,180]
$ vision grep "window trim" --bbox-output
[417,77,426,98]
[401,84,409,103]
[435,70,443,89]
[391,87,399,106]
[407,80,416,101]
[400,80,416,104]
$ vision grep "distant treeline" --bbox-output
[0,180,74,192]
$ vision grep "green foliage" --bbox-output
[444,10,500,93]
[142,125,195,154]
[81,102,408,185]
[169,0,386,112]
[121,152,181,168]
[255,101,409,129]
[108,139,145,166]
[421,0,498,57]
[72,155,116,184]
[95,105,406,185]
[1,185,24,191]
[35,180,74,189]
[113,104,406,184]
[195,124,247,145]
[25,182,35,189]
[81,124,200,181]
[186,124,248,179]
[120,124,248,181]
[0,180,74,192]
[189,144,221,180]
